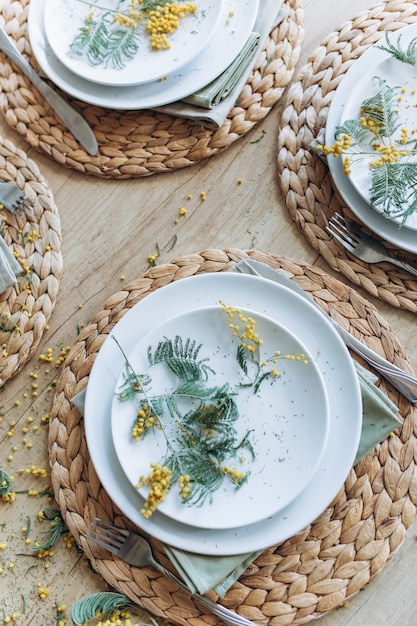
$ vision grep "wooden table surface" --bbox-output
[2,1,417,624]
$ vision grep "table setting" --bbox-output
[0,135,62,385]
[48,248,417,626]
[1,0,417,624]
[0,0,304,177]
[277,0,417,314]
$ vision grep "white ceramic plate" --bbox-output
[84,273,362,555]
[340,57,417,231]
[28,0,259,109]
[325,23,417,252]
[111,305,330,530]
[44,0,224,86]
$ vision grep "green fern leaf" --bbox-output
[360,78,400,137]
[376,32,417,66]
[182,392,239,437]
[253,370,273,394]
[99,27,141,69]
[69,12,113,65]
[116,370,152,402]
[165,445,225,507]
[369,161,417,223]
[236,344,248,375]
[147,336,215,382]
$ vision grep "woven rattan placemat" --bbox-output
[49,249,417,626]
[0,0,303,179]
[0,135,62,385]
[277,0,417,314]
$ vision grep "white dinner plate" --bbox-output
[28,0,259,109]
[111,305,330,530]
[340,57,417,231]
[44,0,223,86]
[325,23,417,252]
[84,272,362,555]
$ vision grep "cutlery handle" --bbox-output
[234,260,417,403]
[339,330,417,403]
[0,26,98,155]
[158,564,256,626]
[374,367,417,403]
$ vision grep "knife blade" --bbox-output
[0,26,98,156]
[233,259,417,403]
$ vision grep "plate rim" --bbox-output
[110,303,330,530]
[43,0,225,87]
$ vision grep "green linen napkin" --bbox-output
[182,32,260,109]
[72,361,401,596]
[0,234,22,292]
[353,362,401,464]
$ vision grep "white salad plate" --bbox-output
[44,0,224,87]
[340,57,417,232]
[84,272,362,555]
[325,23,417,252]
[111,305,330,530]
[28,0,259,109]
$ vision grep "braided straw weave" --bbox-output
[49,249,417,626]
[277,0,417,314]
[0,0,303,179]
[0,135,61,385]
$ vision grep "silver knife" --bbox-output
[233,259,417,403]
[0,26,98,156]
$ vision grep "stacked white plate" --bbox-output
[325,23,417,253]
[84,272,362,556]
[27,0,259,109]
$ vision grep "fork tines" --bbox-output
[12,197,32,216]
[88,518,128,547]
[0,183,32,217]
[326,213,361,251]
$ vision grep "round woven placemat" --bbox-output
[277,0,417,314]
[0,0,303,179]
[49,249,417,626]
[0,135,62,385]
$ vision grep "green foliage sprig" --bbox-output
[114,332,253,513]
[69,0,197,69]
[32,509,66,553]
[113,303,310,517]
[323,77,417,225]
[71,591,156,626]
[69,10,141,69]
[0,469,13,498]
[376,32,417,66]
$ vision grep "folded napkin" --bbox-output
[71,361,401,596]
[153,0,286,128]
[353,362,401,464]
[182,32,261,109]
[0,235,22,292]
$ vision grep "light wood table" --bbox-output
[2,1,417,625]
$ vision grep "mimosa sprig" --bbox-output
[113,303,310,518]
[375,32,417,66]
[319,76,417,225]
[220,302,309,394]
[113,332,253,518]
[69,0,197,69]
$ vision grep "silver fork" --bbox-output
[326,213,417,278]
[0,181,32,216]
[84,518,257,626]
